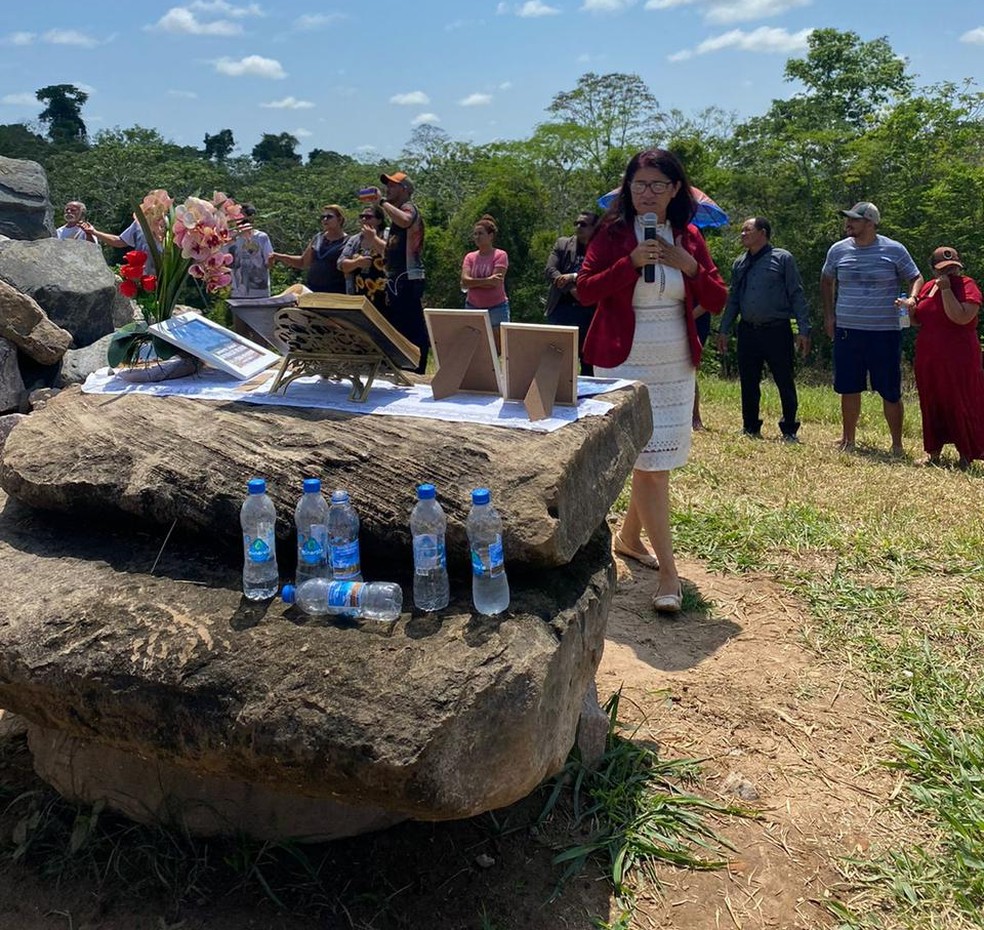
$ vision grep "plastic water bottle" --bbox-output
[327,489,362,581]
[282,579,402,621]
[466,488,510,615]
[897,290,911,329]
[241,478,279,600]
[411,483,450,612]
[294,477,329,586]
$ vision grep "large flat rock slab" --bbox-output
[0,489,615,823]
[0,381,650,569]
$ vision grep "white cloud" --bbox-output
[293,13,346,29]
[411,112,440,126]
[581,0,636,12]
[214,55,286,78]
[499,81,513,90]
[496,2,509,12]
[644,0,809,22]
[1,92,36,106]
[356,144,377,153]
[292,127,313,138]
[669,25,812,60]
[390,90,430,105]
[3,32,35,45]
[167,89,199,98]
[518,1,560,16]
[42,29,101,47]
[154,7,243,36]
[190,0,263,15]
[260,96,314,109]
[960,27,984,44]
[460,93,492,106]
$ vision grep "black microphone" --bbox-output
[642,212,657,283]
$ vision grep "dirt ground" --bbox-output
[0,545,904,930]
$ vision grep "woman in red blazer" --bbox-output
[577,149,727,613]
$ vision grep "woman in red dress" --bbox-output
[911,246,984,468]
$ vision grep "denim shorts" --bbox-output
[465,299,510,330]
[832,327,902,402]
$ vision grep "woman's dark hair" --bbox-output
[474,214,498,237]
[609,149,697,231]
[360,204,385,228]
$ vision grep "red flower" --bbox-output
[123,250,148,268]
[119,264,143,281]
[141,275,157,292]
[119,279,139,298]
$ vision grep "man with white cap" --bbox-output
[821,201,923,454]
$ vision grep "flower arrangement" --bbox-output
[108,189,242,367]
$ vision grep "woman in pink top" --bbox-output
[461,214,510,347]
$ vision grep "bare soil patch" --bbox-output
[0,543,906,929]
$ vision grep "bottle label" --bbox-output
[413,533,446,571]
[331,540,361,579]
[471,535,505,578]
[244,524,275,563]
[328,581,362,609]
[298,525,327,565]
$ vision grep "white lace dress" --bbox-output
[594,220,694,472]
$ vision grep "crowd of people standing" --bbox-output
[65,150,983,619]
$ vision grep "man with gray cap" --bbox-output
[821,201,923,454]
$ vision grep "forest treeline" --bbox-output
[4,29,983,367]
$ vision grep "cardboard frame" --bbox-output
[149,311,281,380]
[424,308,503,399]
[500,322,579,421]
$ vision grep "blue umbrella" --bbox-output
[597,185,729,229]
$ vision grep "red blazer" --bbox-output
[577,220,728,369]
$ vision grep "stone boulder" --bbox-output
[0,337,26,413]
[0,487,615,835]
[54,333,115,387]
[0,278,73,364]
[0,238,134,347]
[0,156,54,240]
[0,382,651,570]
[0,413,27,453]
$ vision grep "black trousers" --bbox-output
[547,301,596,375]
[383,277,428,374]
[736,320,799,435]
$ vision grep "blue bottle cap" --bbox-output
[247,478,266,495]
[281,583,296,604]
[331,489,350,503]
[471,487,490,505]
[417,483,436,500]
[303,477,322,493]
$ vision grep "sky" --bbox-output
[2,0,983,163]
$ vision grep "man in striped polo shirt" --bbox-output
[821,202,923,455]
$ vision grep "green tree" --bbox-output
[545,72,664,174]
[36,84,88,145]
[204,128,235,163]
[0,123,49,161]
[251,132,301,166]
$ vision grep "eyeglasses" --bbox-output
[629,180,674,194]
[320,213,339,222]
[574,221,594,229]
[359,214,375,220]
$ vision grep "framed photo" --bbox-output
[500,322,579,420]
[150,311,281,380]
[424,308,502,397]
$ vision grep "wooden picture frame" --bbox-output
[424,308,503,399]
[500,322,579,421]
[149,311,281,380]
